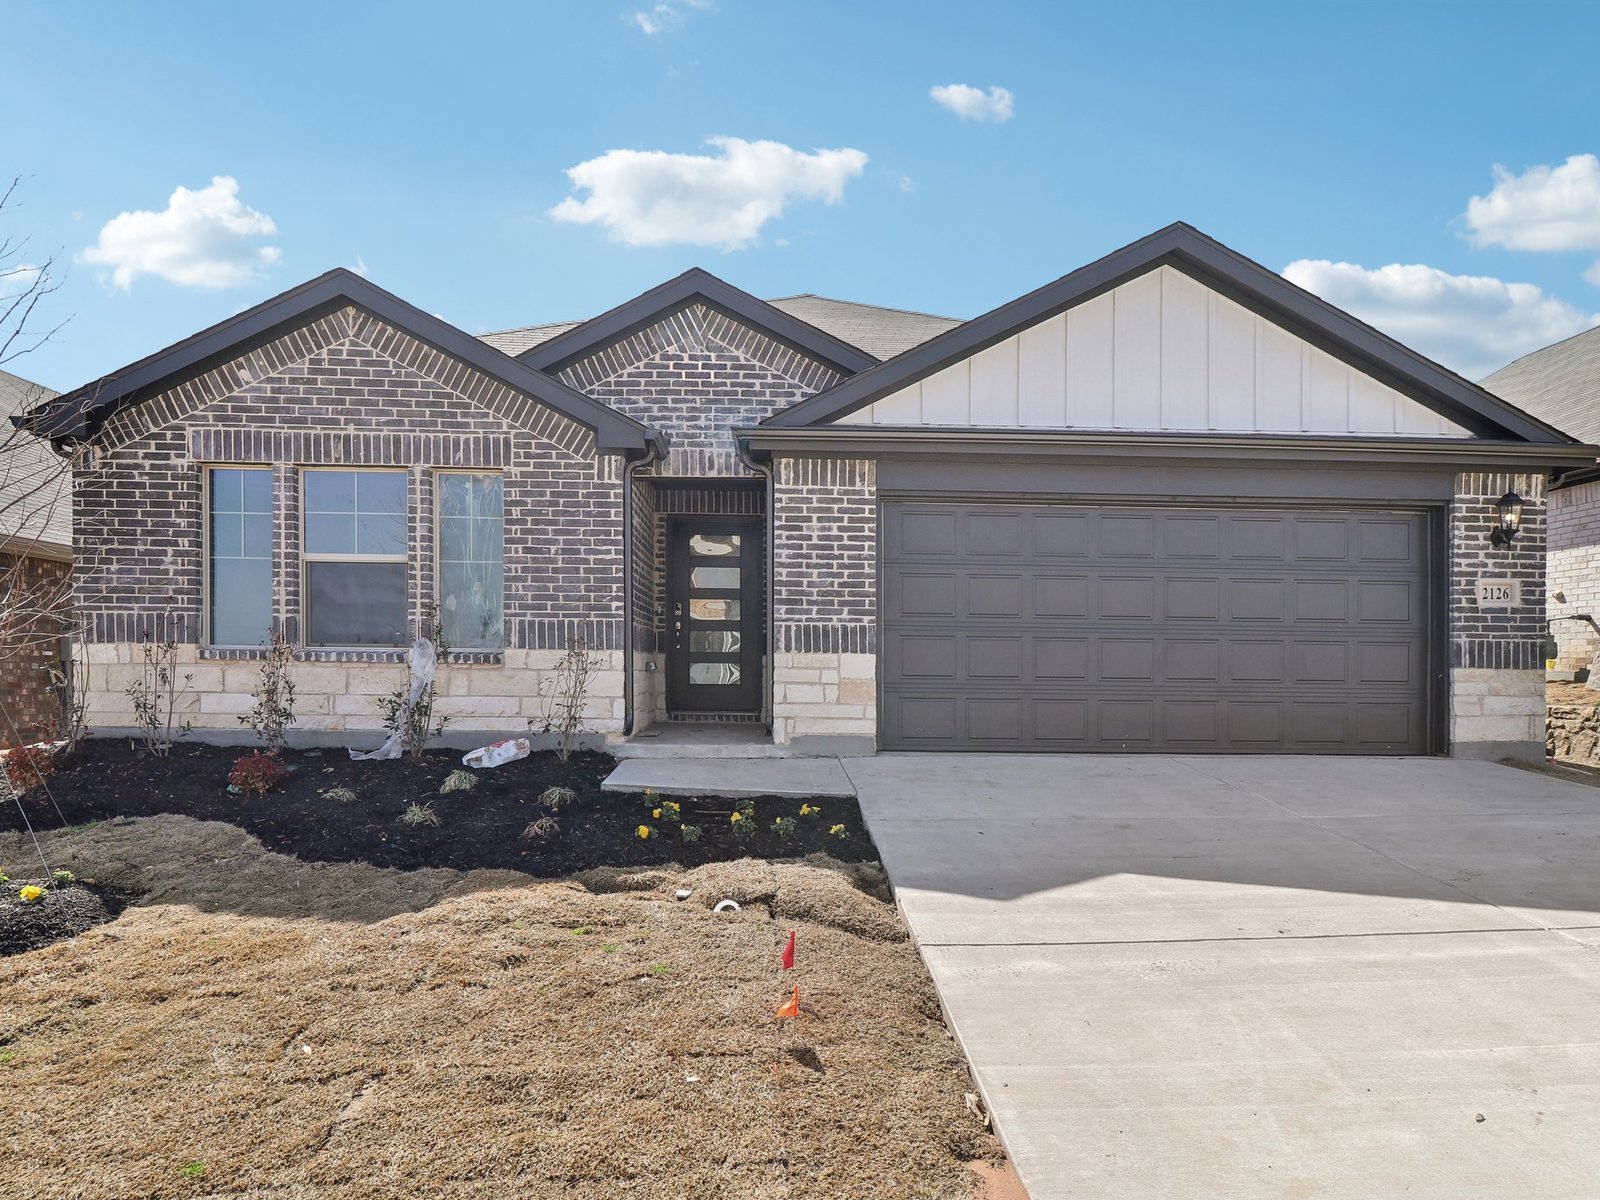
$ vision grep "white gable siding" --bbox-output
[838,266,1473,437]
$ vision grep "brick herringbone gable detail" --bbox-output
[96,306,595,457]
[555,303,846,395]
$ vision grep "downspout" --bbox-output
[621,433,670,737]
[736,434,776,736]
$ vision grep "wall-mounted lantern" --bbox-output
[1489,490,1524,547]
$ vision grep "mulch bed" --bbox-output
[1,739,874,876]
[0,878,133,956]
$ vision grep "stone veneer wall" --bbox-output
[1448,471,1547,759]
[72,306,629,741]
[1546,477,1600,672]
[770,456,876,746]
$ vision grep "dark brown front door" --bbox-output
[667,516,763,714]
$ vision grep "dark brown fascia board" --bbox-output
[735,424,1600,470]
[517,266,881,378]
[1552,459,1600,490]
[761,222,1577,446]
[15,269,658,456]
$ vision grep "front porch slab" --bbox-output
[601,756,857,798]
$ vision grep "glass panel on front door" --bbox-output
[669,519,760,714]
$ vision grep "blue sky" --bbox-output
[5,0,1600,392]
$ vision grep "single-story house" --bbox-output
[16,223,1591,760]
[1481,326,1600,675]
[0,367,70,738]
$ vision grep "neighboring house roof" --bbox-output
[479,291,960,365]
[761,222,1577,445]
[510,268,880,378]
[15,270,660,456]
[1481,325,1600,444]
[0,367,69,556]
[764,295,962,361]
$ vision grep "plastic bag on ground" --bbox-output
[462,738,531,769]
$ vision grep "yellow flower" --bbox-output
[636,825,652,840]
[729,811,743,823]
[799,804,817,816]
[18,885,45,904]
[663,800,680,815]
[652,808,663,819]
[829,824,846,837]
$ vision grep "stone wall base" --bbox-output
[80,644,626,745]
[771,651,875,747]
[1450,667,1545,763]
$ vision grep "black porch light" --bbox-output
[1490,490,1524,547]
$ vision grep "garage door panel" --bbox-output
[881,501,1433,753]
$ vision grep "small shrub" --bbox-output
[126,637,194,756]
[521,816,560,843]
[240,629,297,751]
[50,869,75,887]
[0,872,8,886]
[538,785,577,811]
[532,631,599,763]
[679,823,702,844]
[399,802,440,828]
[320,786,358,804]
[729,799,757,842]
[440,769,477,795]
[2,742,55,791]
[771,815,797,841]
[228,752,286,797]
[18,885,45,904]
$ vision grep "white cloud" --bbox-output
[1464,154,1600,252]
[929,83,1014,124]
[1586,258,1600,288]
[79,176,280,290]
[549,136,869,251]
[1283,258,1600,379]
[633,0,711,35]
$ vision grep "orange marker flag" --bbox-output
[775,985,800,1020]
[779,930,795,971]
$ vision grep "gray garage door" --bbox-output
[880,501,1434,753]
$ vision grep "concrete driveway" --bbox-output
[843,755,1600,1200]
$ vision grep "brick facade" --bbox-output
[0,550,70,738]
[74,306,629,739]
[770,456,876,746]
[1547,478,1600,671]
[1448,471,1548,757]
[557,304,844,478]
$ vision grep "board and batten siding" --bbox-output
[838,265,1472,438]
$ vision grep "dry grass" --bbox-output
[0,816,999,1199]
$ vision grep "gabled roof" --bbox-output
[15,269,659,455]
[761,222,1577,444]
[512,268,880,378]
[1482,325,1600,444]
[0,368,69,555]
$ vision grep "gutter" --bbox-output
[736,425,1600,470]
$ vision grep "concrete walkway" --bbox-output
[844,754,1600,1200]
[601,756,857,798]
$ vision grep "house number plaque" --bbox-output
[1475,577,1521,609]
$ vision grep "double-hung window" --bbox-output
[436,472,504,649]
[302,469,409,647]
[208,467,274,646]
